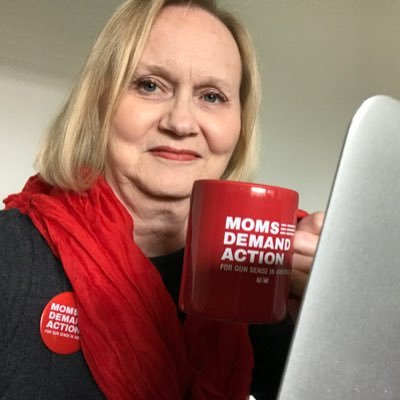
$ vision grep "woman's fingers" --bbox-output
[290,211,324,299]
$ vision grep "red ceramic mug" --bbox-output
[179,179,305,324]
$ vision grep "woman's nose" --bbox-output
[159,94,200,137]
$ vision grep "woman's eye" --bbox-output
[203,92,226,103]
[138,80,158,92]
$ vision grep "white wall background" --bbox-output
[1,0,400,212]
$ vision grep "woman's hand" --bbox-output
[288,211,325,319]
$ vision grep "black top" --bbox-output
[0,209,294,399]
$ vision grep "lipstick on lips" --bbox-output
[149,146,201,161]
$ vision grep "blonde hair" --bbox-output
[36,0,261,191]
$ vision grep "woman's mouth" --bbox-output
[149,146,201,161]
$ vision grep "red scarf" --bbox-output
[5,175,253,399]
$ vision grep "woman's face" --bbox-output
[106,5,242,199]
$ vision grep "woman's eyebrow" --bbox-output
[135,63,237,92]
[134,63,175,80]
[196,75,236,91]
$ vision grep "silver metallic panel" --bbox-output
[278,95,400,400]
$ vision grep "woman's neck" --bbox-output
[108,179,190,258]
[130,196,189,258]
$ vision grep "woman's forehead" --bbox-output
[136,5,242,85]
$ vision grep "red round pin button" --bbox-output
[40,291,81,355]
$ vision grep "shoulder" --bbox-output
[0,208,71,298]
[0,208,37,242]
[0,208,53,276]
[0,208,33,231]
[0,208,39,274]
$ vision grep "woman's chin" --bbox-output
[136,178,195,200]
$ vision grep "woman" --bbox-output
[0,0,323,399]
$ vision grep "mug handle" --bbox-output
[297,209,309,221]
